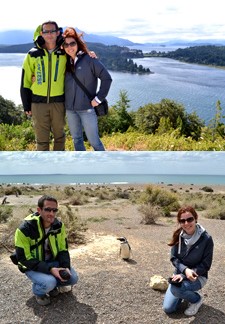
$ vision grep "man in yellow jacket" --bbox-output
[20,21,66,151]
[15,195,78,306]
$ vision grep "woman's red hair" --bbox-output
[168,206,198,246]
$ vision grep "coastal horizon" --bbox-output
[1,173,225,187]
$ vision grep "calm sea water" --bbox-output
[1,173,225,186]
[0,51,225,124]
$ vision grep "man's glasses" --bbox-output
[42,29,57,34]
[43,207,58,213]
[179,216,195,224]
[64,41,77,48]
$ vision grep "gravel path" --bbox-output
[1,201,225,324]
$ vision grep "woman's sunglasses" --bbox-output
[179,216,195,224]
[64,41,77,48]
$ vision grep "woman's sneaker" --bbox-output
[59,285,72,293]
[35,294,50,306]
[184,297,203,316]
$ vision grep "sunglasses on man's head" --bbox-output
[64,41,77,48]
[179,216,195,224]
[42,29,57,34]
[43,207,58,213]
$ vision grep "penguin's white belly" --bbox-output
[120,244,130,259]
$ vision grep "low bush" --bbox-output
[69,194,89,206]
[140,185,180,212]
[0,206,13,223]
[205,207,225,220]
[139,204,163,224]
[200,186,214,193]
[4,186,22,196]
[57,205,87,244]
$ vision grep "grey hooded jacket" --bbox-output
[65,53,112,112]
[170,226,213,279]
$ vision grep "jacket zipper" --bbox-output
[47,53,52,103]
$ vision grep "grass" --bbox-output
[1,125,225,151]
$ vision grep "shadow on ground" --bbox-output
[26,292,97,324]
[167,303,225,324]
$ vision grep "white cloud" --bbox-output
[0,152,225,176]
[1,0,225,42]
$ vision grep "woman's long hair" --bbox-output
[62,27,89,73]
[168,206,198,246]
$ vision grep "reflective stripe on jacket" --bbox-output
[15,213,70,273]
[20,47,67,111]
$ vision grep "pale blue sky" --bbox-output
[0,151,225,175]
[1,0,225,43]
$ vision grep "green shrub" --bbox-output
[205,207,225,220]
[200,186,214,193]
[64,186,75,197]
[57,205,87,244]
[1,206,30,248]
[139,204,163,224]
[69,194,89,206]
[4,186,22,196]
[115,191,130,199]
[140,185,180,212]
[0,206,13,223]
[96,189,116,201]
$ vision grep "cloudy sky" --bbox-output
[0,151,225,175]
[1,0,225,43]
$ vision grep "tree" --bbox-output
[0,95,23,125]
[181,112,204,140]
[135,98,204,140]
[208,100,225,141]
[98,90,134,135]
[135,99,186,133]
[111,90,134,132]
[156,117,174,135]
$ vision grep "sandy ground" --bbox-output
[1,184,225,323]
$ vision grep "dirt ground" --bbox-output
[1,187,225,323]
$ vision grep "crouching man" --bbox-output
[14,195,78,306]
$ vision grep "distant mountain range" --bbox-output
[0,28,138,46]
[1,28,225,47]
[159,39,225,46]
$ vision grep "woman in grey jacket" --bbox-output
[63,27,112,151]
[163,206,214,316]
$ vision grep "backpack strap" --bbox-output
[30,231,51,251]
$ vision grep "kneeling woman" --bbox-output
[163,206,214,316]
[63,27,112,151]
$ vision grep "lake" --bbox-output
[0,51,225,124]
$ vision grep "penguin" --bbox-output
[117,237,131,260]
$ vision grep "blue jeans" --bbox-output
[66,109,105,151]
[162,279,202,314]
[25,261,78,297]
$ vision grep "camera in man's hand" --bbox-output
[168,277,182,287]
[59,269,71,281]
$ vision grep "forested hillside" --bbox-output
[0,42,151,74]
[146,45,225,67]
